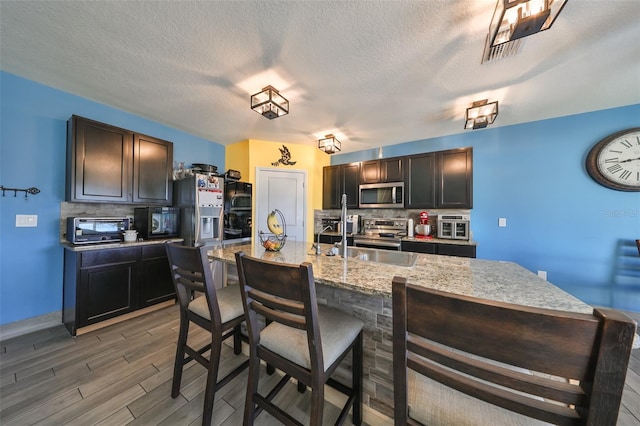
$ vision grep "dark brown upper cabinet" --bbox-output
[406,147,473,209]
[67,115,173,205]
[323,163,360,209]
[438,147,473,208]
[360,158,404,184]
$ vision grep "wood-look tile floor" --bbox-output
[0,305,638,425]
[0,305,391,426]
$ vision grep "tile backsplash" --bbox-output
[314,208,470,233]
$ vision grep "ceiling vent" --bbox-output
[482,35,523,63]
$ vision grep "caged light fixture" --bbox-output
[488,0,568,47]
[250,85,289,119]
[318,134,341,154]
[482,0,568,62]
[465,100,499,130]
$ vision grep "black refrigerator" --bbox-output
[223,181,252,246]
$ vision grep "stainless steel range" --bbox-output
[353,218,408,250]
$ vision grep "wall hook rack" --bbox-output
[0,185,41,198]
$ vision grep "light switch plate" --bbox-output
[16,214,38,227]
[498,218,507,227]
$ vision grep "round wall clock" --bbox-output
[586,128,640,192]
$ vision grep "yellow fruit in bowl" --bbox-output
[267,210,285,237]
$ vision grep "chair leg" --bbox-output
[172,314,189,398]
[201,338,222,426]
[233,324,242,355]
[243,349,261,425]
[352,332,363,426]
[309,382,325,426]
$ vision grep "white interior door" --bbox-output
[255,168,306,242]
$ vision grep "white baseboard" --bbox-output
[0,311,62,341]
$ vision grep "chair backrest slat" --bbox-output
[409,354,581,425]
[250,300,307,330]
[392,275,637,426]
[407,337,586,406]
[247,288,306,317]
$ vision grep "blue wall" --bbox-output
[335,105,640,311]
[1,71,639,326]
[0,72,225,325]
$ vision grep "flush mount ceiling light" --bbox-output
[318,134,341,154]
[465,100,499,130]
[483,0,567,62]
[489,0,568,47]
[250,85,289,119]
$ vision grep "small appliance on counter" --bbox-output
[66,217,130,244]
[320,217,340,232]
[346,214,360,234]
[414,211,432,239]
[134,207,180,239]
[437,214,470,240]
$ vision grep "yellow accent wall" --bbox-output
[226,139,330,242]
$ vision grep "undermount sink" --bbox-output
[346,246,418,267]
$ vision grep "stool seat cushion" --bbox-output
[261,305,364,372]
[188,285,244,324]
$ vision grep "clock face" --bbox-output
[586,128,640,191]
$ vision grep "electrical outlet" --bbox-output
[537,270,547,280]
[16,214,38,227]
[498,218,507,227]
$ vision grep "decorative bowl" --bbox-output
[259,231,286,251]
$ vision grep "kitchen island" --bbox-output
[208,240,592,417]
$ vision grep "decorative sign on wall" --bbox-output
[271,145,297,167]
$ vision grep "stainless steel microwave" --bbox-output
[359,182,404,208]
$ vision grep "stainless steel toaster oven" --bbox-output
[66,217,130,244]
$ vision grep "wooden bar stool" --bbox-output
[392,275,637,425]
[235,251,364,425]
[165,242,249,426]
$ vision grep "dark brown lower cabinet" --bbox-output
[140,245,175,307]
[63,244,175,336]
[402,241,476,258]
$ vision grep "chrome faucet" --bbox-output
[339,193,347,258]
[314,225,333,255]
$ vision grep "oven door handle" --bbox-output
[354,239,401,248]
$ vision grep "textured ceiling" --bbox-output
[1,1,639,153]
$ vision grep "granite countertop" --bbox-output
[208,241,592,315]
[60,238,183,251]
